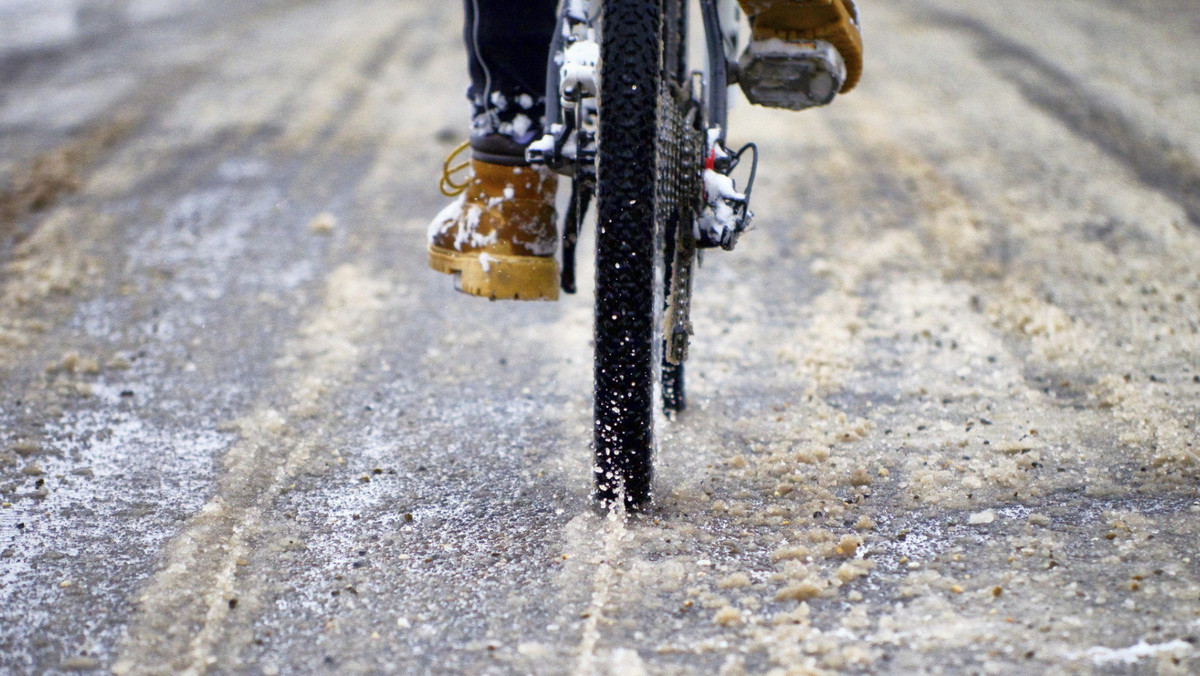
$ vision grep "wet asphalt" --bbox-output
[2,1,1200,674]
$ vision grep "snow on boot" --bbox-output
[736,0,863,110]
[428,156,559,301]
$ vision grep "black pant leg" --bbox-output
[463,0,558,155]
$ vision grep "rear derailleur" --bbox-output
[695,130,756,251]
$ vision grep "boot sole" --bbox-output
[429,245,560,301]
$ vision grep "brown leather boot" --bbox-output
[428,158,559,301]
[737,0,863,108]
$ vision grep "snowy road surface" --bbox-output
[2,0,1199,673]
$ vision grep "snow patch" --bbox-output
[1074,639,1192,665]
[456,206,496,250]
[478,253,498,273]
[428,195,464,243]
[968,509,995,525]
[510,114,533,144]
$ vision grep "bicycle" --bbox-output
[528,0,758,509]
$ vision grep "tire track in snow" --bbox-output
[571,510,629,676]
[111,264,394,675]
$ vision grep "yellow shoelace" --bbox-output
[439,140,472,197]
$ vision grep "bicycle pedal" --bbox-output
[737,39,845,110]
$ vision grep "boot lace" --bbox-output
[439,141,472,197]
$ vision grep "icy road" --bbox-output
[2,0,1199,674]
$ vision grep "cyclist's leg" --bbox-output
[462,0,558,161]
[428,0,561,301]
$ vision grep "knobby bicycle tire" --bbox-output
[594,0,691,509]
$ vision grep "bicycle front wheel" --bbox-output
[593,0,686,509]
